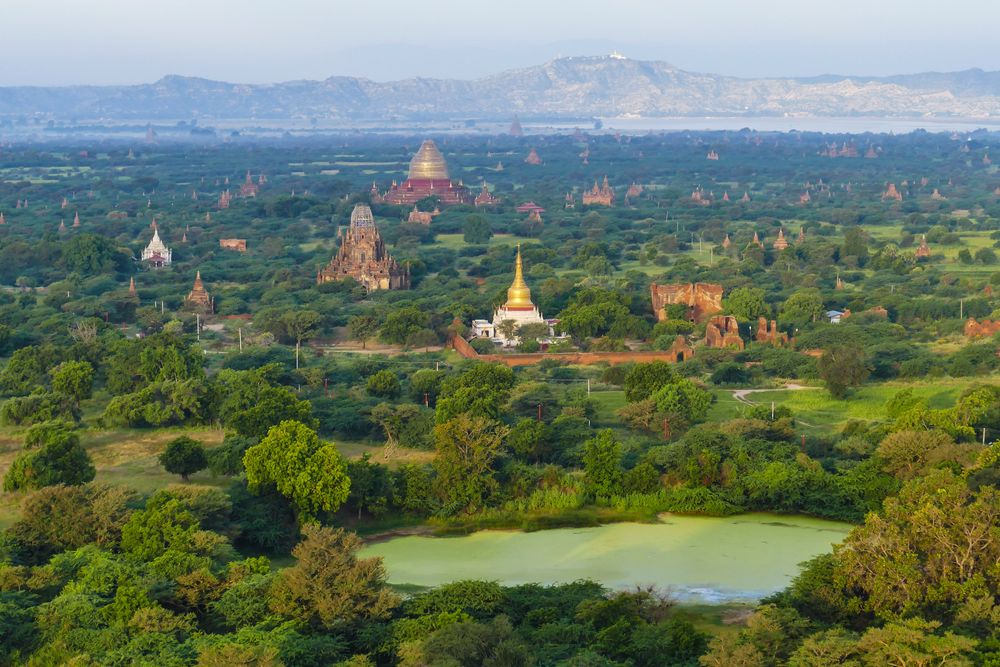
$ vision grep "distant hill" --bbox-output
[3,55,1000,122]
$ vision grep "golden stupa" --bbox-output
[408,140,449,180]
[505,245,534,309]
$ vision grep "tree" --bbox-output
[346,453,393,518]
[347,314,379,350]
[370,402,433,450]
[380,307,429,345]
[496,319,518,344]
[651,378,713,423]
[269,523,399,629]
[282,309,321,369]
[216,367,316,439]
[435,363,515,423]
[159,436,208,481]
[409,369,445,404]
[366,370,401,398]
[506,418,547,462]
[463,215,492,244]
[724,287,767,322]
[780,289,825,328]
[623,361,679,402]
[583,429,623,500]
[433,414,509,513]
[818,346,870,398]
[49,360,94,408]
[243,420,351,521]
[3,422,95,491]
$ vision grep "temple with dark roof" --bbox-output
[372,140,471,206]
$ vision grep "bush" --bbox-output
[366,370,401,398]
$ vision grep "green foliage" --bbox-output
[3,422,95,491]
[243,420,351,521]
[463,215,493,244]
[49,360,94,407]
[268,523,399,630]
[436,363,515,423]
[724,287,767,321]
[433,414,510,513]
[818,346,870,399]
[159,436,209,481]
[366,369,401,398]
[623,361,679,403]
[583,430,624,500]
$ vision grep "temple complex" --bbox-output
[749,232,764,250]
[865,145,878,158]
[722,234,731,249]
[218,190,232,209]
[741,191,751,203]
[515,202,545,215]
[186,272,213,312]
[882,183,903,202]
[474,184,499,207]
[317,204,409,291]
[141,226,172,267]
[915,234,931,259]
[650,282,723,321]
[128,277,137,297]
[706,150,719,160]
[471,245,558,347]
[705,316,744,349]
[239,171,260,198]
[626,182,643,199]
[930,188,947,200]
[73,211,81,228]
[772,229,789,251]
[524,148,542,165]
[509,116,524,137]
[797,227,806,243]
[372,140,471,206]
[582,176,615,206]
[0,212,6,225]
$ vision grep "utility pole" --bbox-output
[424,392,430,407]
[238,327,243,351]
[196,313,200,341]
[587,378,591,395]
[662,417,670,441]
[537,403,543,422]
[960,298,964,319]
[771,401,775,420]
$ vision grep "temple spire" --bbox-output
[505,244,534,309]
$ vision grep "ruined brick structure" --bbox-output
[705,316,744,350]
[650,282,724,322]
[219,239,247,252]
[964,318,1000,338]
[755,317,789,346]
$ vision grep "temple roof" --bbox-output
[505,245,534,310]
[145,227,169,254]
[350,203,375,228]
[408,140,449,180]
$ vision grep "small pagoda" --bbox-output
[882,183,903,202]
[186,272,213,312]
[524,148,542,165]
[509,116,524,137]
[915,235,931,259]
[474,184,499,207]
[772,229,789,251]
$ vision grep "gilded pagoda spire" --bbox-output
[505,244,534,309]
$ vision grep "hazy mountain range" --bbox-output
[3,55,1000,123]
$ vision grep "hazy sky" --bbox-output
[4,0,998,86]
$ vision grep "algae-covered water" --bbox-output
[359,513,852,603]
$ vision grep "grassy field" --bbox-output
[0,424,430,530]
[735,377,980,431]
[433,233,533,250]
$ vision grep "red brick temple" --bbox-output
[372,140,471,206]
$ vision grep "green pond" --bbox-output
[360,513,852,603]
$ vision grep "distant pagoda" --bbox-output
[141,225,172,268]
[582,176,615,206]
[509,116,524,137]
[186,272,214,312]
[372,140,471,206]
[524,148,542,165]
[317,204,409,292]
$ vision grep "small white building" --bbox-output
[141,226,172,267]
[471,245,563,347]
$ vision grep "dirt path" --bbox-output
[730,383,822,427]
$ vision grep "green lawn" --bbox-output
[433,233,533,250]
[736,377,982,431]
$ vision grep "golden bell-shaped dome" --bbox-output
[408,140,449,180]
[505,245,534,309]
